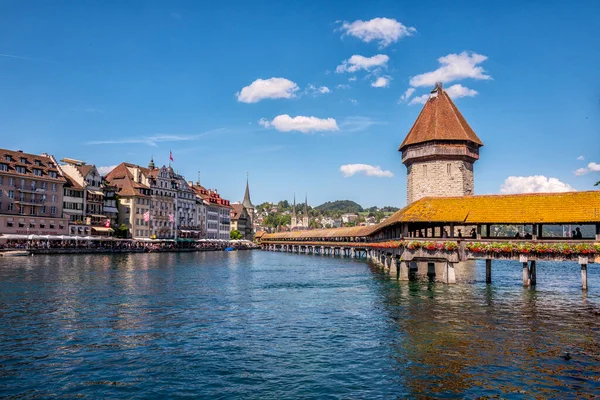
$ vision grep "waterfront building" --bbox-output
[0,148,69,235]
[230,203,251,239]
[191,184,231,240]
[400,82,483,204]
[145,162,176,239]
[103,184,118,226]
[173,174,199,238]
[60,172,89,236]
[59,159,112,236]
[104,163,152,239]
[290,194,309,230]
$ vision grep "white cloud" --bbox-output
[349,76,357,82]
[336,84,351,90]
[259,115,339,133]
[306,84,331,96]
[236,77,299,103]
[500,176,575,194]
[340,116,386,132]
[445,84,478,99]
[574,162,600,176]
[336,54,389,74]
[408,94,430,105]
[577,155,585,161]
[371,76,391,88]
[348,98,359,106]
[86,129,225,146]
[409,52,491,87]
[97,165,118,176]
[338,18,416,48]
[340,163,394,178]
[398,87,415,103]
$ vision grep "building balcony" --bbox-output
[14,198,46,205]
[17,187,46,194]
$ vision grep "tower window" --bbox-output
[423,165,427,176]
[447,164,452,175]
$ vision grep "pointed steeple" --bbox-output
[242,173,254,209]
[399,82,483,151]
[292,193,297,218]
[303,194,308,216]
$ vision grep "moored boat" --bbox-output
[1,250,31,257]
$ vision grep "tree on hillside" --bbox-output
[230,230,243,240]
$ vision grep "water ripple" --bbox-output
[0,252,598,398]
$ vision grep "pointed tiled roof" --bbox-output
[242,176,254,209]
[399,83,483,151]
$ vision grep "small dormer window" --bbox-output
[35,160,41,166]
[20,158,27,164]
[5,155,11,162]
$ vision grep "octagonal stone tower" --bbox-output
[400,83,483,204]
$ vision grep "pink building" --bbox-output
[0,148,69,236]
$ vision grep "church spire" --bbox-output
[242,172,254,209]
[304,194,308,216]
[292,193,297,218]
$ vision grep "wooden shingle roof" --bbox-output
[399,83,483,151]
[379,191,600,226]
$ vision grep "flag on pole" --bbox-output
[144,210,150,222]
[169,150,174,162]
[169,213,174,223]
[104,219,111,228]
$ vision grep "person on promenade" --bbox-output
[457,229,462,238]
[574,228,583,239]
[442,229,448,238]
[470,228,477,239]
[514,232,521,239]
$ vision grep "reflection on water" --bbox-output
[0,252,598,398]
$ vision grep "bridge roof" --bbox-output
[262,191,600,241]
[379,190,600,227]
[262,225,378,240]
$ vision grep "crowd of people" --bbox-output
[0,238,255,252]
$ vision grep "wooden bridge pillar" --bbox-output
[444,262,456,284]
[485,259,492,283]
[580,256,588,290]
[399,261,409,281]
[522,261,530,287]
[529,260,537,286]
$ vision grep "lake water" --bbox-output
[0,251,599,398]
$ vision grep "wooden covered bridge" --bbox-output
[261,191,600,290]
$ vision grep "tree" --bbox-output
[596,181,599,187]
[114,223,129,239]
[230,230,243,240]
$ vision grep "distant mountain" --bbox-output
[315,200,363,214]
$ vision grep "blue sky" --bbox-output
[1,0,599,207]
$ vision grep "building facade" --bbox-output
[105,163,152,239]
[60,159,112,236]
[0,149,69,235]
[400,83,483,204]
[230,203,251,239]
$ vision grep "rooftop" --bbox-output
[399,83,483,151]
